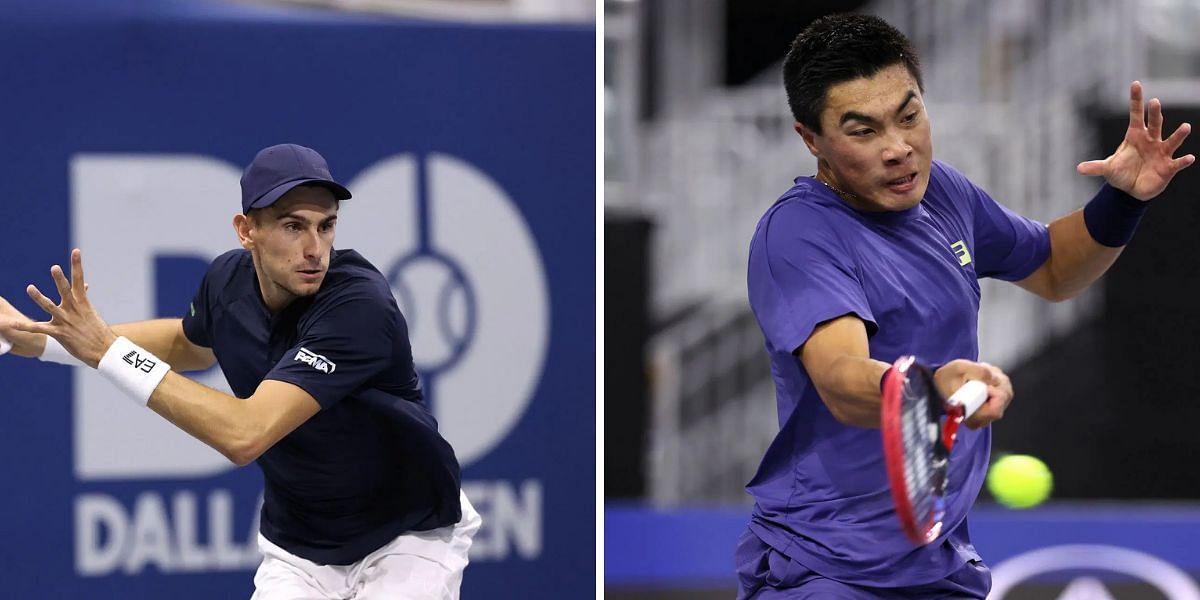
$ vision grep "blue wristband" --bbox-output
[1082,184,1147,247]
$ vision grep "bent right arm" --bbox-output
[798,314,891,428]
[1,296,214,372]
[797,314,1014,429]
[112,319,216,372]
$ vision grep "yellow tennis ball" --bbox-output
[987,454,1052,509]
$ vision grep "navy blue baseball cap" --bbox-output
[240,144,352,213]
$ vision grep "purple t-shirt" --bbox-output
[745,160,1050,586]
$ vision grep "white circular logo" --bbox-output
[345,153,550,467]
[991,544,1200,599]
[387,253,476,373]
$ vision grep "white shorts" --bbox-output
[250,491,481,600]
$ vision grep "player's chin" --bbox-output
[289,277,324,296]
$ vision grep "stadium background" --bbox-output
[0,0,595,598]
[605,0,1200,597]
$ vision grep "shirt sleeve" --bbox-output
[181,263,215,349]
[949,165,1050,281]
[264,298,398,410]
[747,203,876,356]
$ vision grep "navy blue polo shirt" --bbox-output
[182,248,462,565]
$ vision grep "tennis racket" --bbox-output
[881,355,988,545]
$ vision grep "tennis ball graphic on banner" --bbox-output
[987,454,1053,509]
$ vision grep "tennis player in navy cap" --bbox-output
[0,143,480,599]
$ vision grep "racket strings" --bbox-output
[902,393,940,520]
[884,358,953,545]
[900,378,944,530]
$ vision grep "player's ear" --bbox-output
[795,122,822,159]
[232,213,255,250]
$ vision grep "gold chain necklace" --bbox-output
[816,175,861,205]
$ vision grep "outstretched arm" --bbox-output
[111,319,216,372]
[7,249,317,466]
[799,314,1012,429]
[1015,209,1118,302]
[1018,81,1194,302]
[1,297,214,372]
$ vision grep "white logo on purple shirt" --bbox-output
[294,347,336,374]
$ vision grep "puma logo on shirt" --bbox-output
[295,347,337,374]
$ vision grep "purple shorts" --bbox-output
[734,528,990,599]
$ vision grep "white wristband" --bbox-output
[97,337,171,407]
[39,335,86,366]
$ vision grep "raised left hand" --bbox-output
[7,249,117,368]
[1078,81,1195,201]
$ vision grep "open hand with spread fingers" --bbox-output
[1078,81,1196,201]
[7,249,117,368]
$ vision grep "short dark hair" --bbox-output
[783,14,923,134]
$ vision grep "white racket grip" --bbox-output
[949,380,988,419]
[0,332,11,356]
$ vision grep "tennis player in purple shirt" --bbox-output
[738,14,1194,598]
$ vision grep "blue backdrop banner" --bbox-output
[0,2,595,598]
[606,503,1200,595]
